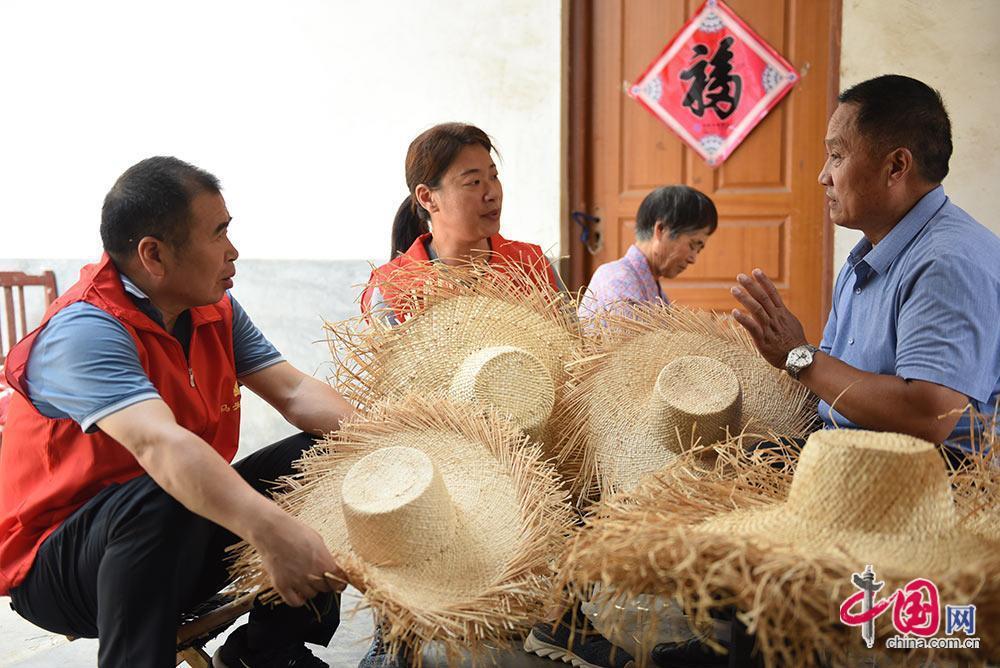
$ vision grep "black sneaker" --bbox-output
[212,625,328,667]
[523,618,634,668]
[357,626,409,668]
[650,638,727,667]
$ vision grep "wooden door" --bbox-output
[567,0,840,341]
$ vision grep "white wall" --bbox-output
[9,2,996,295]
[0,0,563,263]
[836,0,1000,267]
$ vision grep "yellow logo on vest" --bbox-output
[222,382,242,413]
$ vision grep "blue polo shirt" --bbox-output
[819,186,1000,450]
[24,274,283,433]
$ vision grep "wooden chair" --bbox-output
[174,592,254,667]
[0,270,58,364]
[0,270,59,447]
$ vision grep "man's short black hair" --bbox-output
[838,74,952,183]
[100,156,222,263]
[635,185,718,241]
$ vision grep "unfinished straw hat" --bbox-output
[562,303,814,499]
[230,397,574,664]
[558,429,1000,666]
[331,260,584,479]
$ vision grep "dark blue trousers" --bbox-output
[9,431,339,667]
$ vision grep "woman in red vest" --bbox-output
[359,123,562,324]
[357,126,632,668]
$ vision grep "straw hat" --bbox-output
[330,260,585,481]
[561,304,814,500]
[229,397,574,663]
[557,429,1000,666]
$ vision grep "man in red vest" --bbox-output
[0,157,354,667]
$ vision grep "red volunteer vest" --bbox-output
[0,255,240,594]
[359,232,559,321]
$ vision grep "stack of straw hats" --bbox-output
[255,255,1000,666]
[557,428,1000,666]
[559,303,815,500]
[230,397,575,663]
[227,259,586,662]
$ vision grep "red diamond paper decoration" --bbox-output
[629,0,798,166]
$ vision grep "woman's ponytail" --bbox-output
[390,195,429,258]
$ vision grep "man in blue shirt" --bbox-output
[729,75,1000,457]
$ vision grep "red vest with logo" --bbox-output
[0,255,240,594]
[359,232,559,321]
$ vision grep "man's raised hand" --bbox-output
[730,268,808,369]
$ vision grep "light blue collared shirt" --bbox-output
[819,186,1000,450]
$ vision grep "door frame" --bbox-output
[563,0,842,322]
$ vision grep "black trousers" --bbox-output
[9,431,339,667]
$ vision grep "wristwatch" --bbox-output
[785,344,819,379]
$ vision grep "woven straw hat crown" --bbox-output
[341,446,460,567]
[780,431,952,531]
[649,354,743,450]
[447,344,556,436]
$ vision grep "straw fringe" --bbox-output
[330,258,580,406]
[951,407,999,542]
[325,259,589,494]
[556,442,1000,667]
[560,303,816,503]
[228,397,575,666]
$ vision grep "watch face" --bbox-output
[787,346,814,376]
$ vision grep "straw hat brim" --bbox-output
[557,441,1000,666]
[373,294,576,409]
[329,261,585,484]
[956,475,999,543]
[699,505,995,576]
[951,427,999,542]
[230,398,574,662]
[561,305,815,501]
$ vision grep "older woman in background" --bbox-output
[578,185,717,319]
